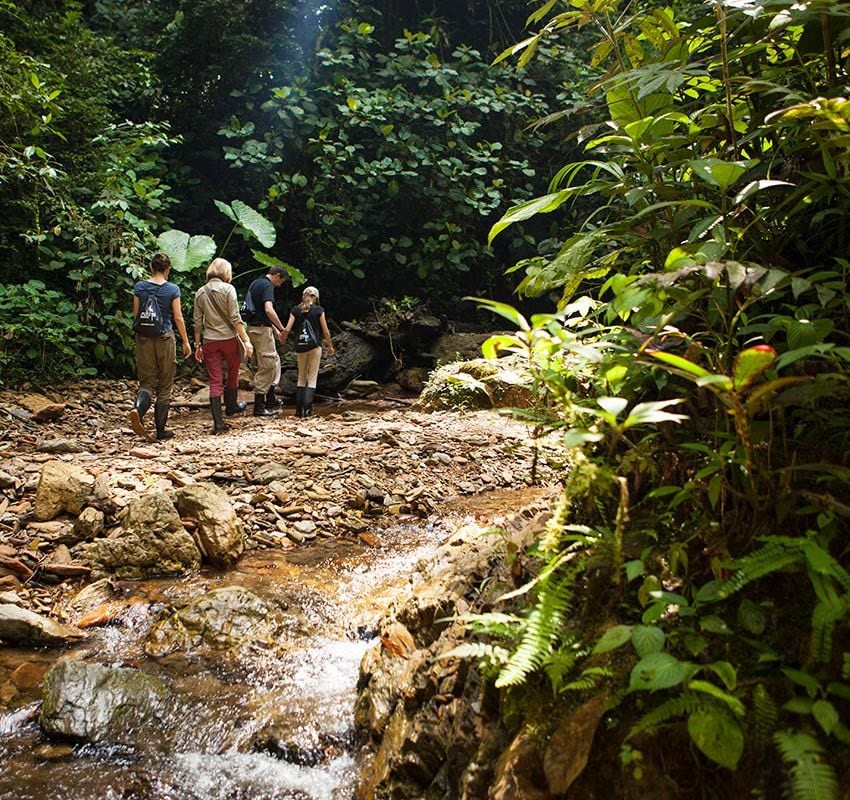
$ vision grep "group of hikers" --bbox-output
[129,253,335,440]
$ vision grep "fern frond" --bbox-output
[751,683,778,747]
[540,490,571,554]
[721,539,805,597]
[543,637,581,693]
[496,564,580,688]
[562,666,614,693]
[774,731,839,800]
[441,642,511,665]
[627,694,724,740]
[811,601,839,665]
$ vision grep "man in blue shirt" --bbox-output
[245,265,288,416]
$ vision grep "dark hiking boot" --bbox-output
[154,402,174,440]
[294,387,305,417]
[253,393,277,417]
[303,387,316,417]
[224,388,246,415]
[265,385,282,409]
[210,396,229,433]
[129,389,152,437]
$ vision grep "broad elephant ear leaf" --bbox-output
[232,200,276,248]
[156,230,217,272]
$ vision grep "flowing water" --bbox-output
[0,518,452,800]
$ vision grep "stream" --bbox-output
[0,515,456,800]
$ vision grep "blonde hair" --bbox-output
[206,258,232,282]
[300,285,319,313]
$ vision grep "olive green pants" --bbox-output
[135,332,176,402]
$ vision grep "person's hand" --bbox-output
[243,341,254,356]
[194,344,204,363]
[182,341,192,358]
[274,328,285,342]
[326,345,335,357]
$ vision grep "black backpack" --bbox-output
[295,317,320,352]
[133,285,165,337]
[240,282,257,323]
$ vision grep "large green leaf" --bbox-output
[215,199,276,248]
[232,200,276,248]
[687,711,743,769]
[156,230,217,273]
[629,652,685,691]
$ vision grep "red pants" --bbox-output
[203,337,241,397]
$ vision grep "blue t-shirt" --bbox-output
[134,280,180,333]
[248,276,276,327]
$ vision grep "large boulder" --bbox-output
[34,461,94,521]
[40,659,170,745]
[144,586,287,658]
[280,331,385,395]
[418,355,534,411]
[76,492,200,579]
[174,483,244,567]
[430,332,501,366]
[0,604,86,646]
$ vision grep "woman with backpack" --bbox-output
[281,286,334,417]
[192,257,255,433]
[129,252,192,440]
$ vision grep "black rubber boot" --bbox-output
[154,402,174,440]
[224,388,246,415]
[294,387,304,417]
[129,390,152,437]
[266,385,281,409]
[303,387,315,417]
[210,396,229,433]
[253,392,277,417]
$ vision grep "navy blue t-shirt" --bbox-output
[134,280,180,333]
[248,277,276,327]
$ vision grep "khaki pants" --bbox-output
[248,325,280,394]
[136,332,176,402]
[296,347,322,389]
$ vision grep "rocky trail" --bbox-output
[0,377,557,800]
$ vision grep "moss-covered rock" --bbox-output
[418,355,534,411]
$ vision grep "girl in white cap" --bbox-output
[282,286,334,416]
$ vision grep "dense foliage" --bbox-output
[458,1,850,797]
[0,0,578,384]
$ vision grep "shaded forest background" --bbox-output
[0,0,592,384]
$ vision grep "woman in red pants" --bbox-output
[193,258,254,433]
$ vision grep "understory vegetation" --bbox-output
[453,1,850,797]
[3,0,849,795]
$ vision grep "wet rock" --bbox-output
[175,483,244,567]
[144,586,286,658]
[11,662,50,691]
[0,604,86,646]
[76,492,200,579]
[33,461,95,522]
[62,578,117,624]
[418,355,534,411]
[72,507,105,540]
[40,659,171,745]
